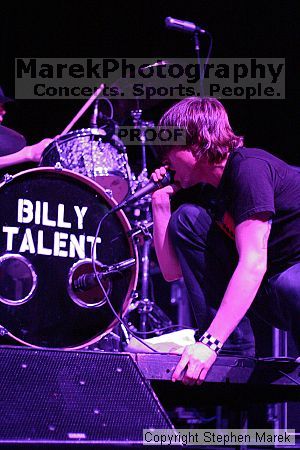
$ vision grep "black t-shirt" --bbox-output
[171,182,217,212]
[215,147,300,276]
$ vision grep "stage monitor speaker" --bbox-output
[0,346,173,448]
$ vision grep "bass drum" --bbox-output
[0,168,138,349]
[40,128,132,203]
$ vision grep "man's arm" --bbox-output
[172,214,272,385]
[151,166,182,282]
[152,187,183,282]
[0,138,52,169]
[207,213,271,341]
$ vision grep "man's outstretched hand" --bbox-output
[25,138,54,163]
[172,342,217,385]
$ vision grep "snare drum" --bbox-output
[41,128,132,202]
[0,168,138,349]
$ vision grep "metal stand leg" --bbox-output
[271,328,288,439]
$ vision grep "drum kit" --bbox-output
[0,90,174,350]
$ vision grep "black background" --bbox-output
[1,0,299,167]
[1,3,299,429]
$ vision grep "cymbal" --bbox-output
[0,125,26,156]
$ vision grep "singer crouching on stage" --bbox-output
[151,97,300,385]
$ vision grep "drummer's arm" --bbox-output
[0,147,35,168]
[152,186,182,282]
[0,138,53,169]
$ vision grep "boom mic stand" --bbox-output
[126,110,172,339]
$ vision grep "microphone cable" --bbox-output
[91,208,160,353]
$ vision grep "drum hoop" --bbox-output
[0,167,138,349]
[59,127,106,139]
[1,166,127,222]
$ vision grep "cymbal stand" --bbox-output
[131,109,154,187]
[127,110,172,338]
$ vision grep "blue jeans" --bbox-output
[254,265,300,350]
[168,204,300,356]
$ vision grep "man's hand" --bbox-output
[25,138,53,163]
[151,166,181,203]
[172,342,217,385]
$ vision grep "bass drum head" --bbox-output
[0,168,138,349]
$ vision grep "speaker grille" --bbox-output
[0,347,172,443]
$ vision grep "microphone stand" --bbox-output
[128,220,173,338]
[194,31,204,97]
[131,109,153,186]
[126,110,172,338]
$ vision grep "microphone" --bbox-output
[112,170,174,212]
[165,17,206,34]
[90,99,99,128]
[73,271,107,291]
[73,258,136,292]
